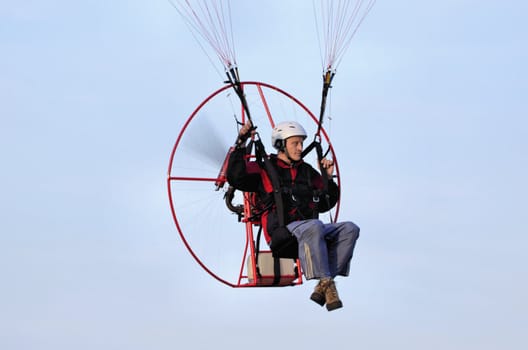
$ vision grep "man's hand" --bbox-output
[320,157,334,177]
[236,120,255,146]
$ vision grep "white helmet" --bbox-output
[271,121,307,150]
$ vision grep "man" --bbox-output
[227,120,359,311]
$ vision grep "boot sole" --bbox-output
[310,292,326,306]
[326,300,343,311]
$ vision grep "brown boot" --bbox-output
[325,279,343,311]
[310,278,331,306]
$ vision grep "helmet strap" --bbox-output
[280,140,286,153]
[282,140,300,165]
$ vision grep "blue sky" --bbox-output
[1,1,527,349]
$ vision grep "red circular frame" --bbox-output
[167,81,341,287]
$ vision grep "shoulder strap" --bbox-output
[254,139,285,227]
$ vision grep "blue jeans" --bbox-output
[287,219,360,280]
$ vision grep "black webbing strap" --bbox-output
[255,225,263,279]
[301,140,329,199]
[245,139,254,156]
[273,257,281,286]
[301,139,317,159]
[254,139,285,228]
[315,142,329,198]
[255,219,282,286]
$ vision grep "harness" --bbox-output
[252,137,330,259]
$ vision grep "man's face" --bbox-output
[284,136,304,161]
